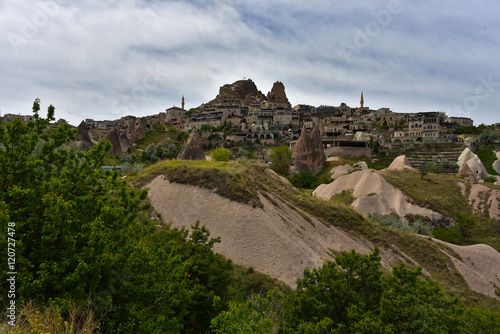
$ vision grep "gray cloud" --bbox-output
[1,0,499,125]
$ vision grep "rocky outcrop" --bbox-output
[105,128,124,155]
[464,137,479,151]
[75,121,93,151]
[127,117,152,143]
[387,155,414,171]
[177,129,206,160]
[493,151,500,174]
[457,155,490,182]
[457,148,476,168]
[291,123,326,174]
[210,79,266,106]
[314,169,443,221]
[267,81,289,106]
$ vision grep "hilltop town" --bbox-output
[2,79,499,155]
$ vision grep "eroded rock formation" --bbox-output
[291,123,326,174]
[267,81,289,106]
[387,155,414,171]
[210,79,267,106]
[75,121,93,151]
[177,129,206,160]
[127,117,152,143]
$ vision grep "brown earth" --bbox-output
[467,183,500,220]
[146,175,500,298]
[147,175,373,287]
[441,242,500,299]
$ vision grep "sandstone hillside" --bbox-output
[134,160,500,305]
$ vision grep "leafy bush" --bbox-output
[211,147,231,162]
[484,176,498,183]
[121,162,144,176]
[0,101,234,333]
[479,129,500,145]
[455,212,477,238]
[475,145,500,175]
[270,146,292,176]
[281,249,463,333]
[289,171,318,189]
[211,289,284,334]
[432,226,464,244]
[369,213,430,236]
[235,148,255,160]
[330,189,356,206]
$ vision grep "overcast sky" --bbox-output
[1,0,499,126]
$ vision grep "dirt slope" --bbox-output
[147,175,373,287]
[443,243,500,299]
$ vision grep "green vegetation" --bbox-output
[479,129,500,145]
[369,213,431,236]
[131,123,177,150]
[280,249,499,333]
[211,147,231,162]
[476,145,500,175]
[269,145,292,176]
[382,169,469,217]
[136,160,264,208]
[330,189,356,206]
[381,169,500,252]
[0,102,234,333]
[289,171,318,189]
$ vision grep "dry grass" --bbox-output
[1,300,100,334]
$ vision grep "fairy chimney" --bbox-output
[291,123,326,174]
[177,129,206,160]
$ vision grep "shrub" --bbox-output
[330,189,356,206]
[369,213,431,236]
[432,227,464,244]
[121,162,144,176]
[369,213,409,231]
[211,147,231,162]
[484,176,497,183]
[289,171,318,189]
[269,146,292,176]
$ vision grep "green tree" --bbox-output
[281,249,383,333]
[281,249,464,333]
[0,100,149,312]
[114,222,232,333]
[479,129,500,145]
[374,265,463,333]
[270,146,292,176]
[420,160,436,179]
[0,100,234,333]
[210,289,284,334]
[289,171,318,189]
[211,147,231,162]
[455,212,477,238]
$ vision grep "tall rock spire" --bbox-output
[177,128,206,160]
[290,123,326,175]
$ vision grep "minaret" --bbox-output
[360,90,364,109]
[181,95,185,110]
